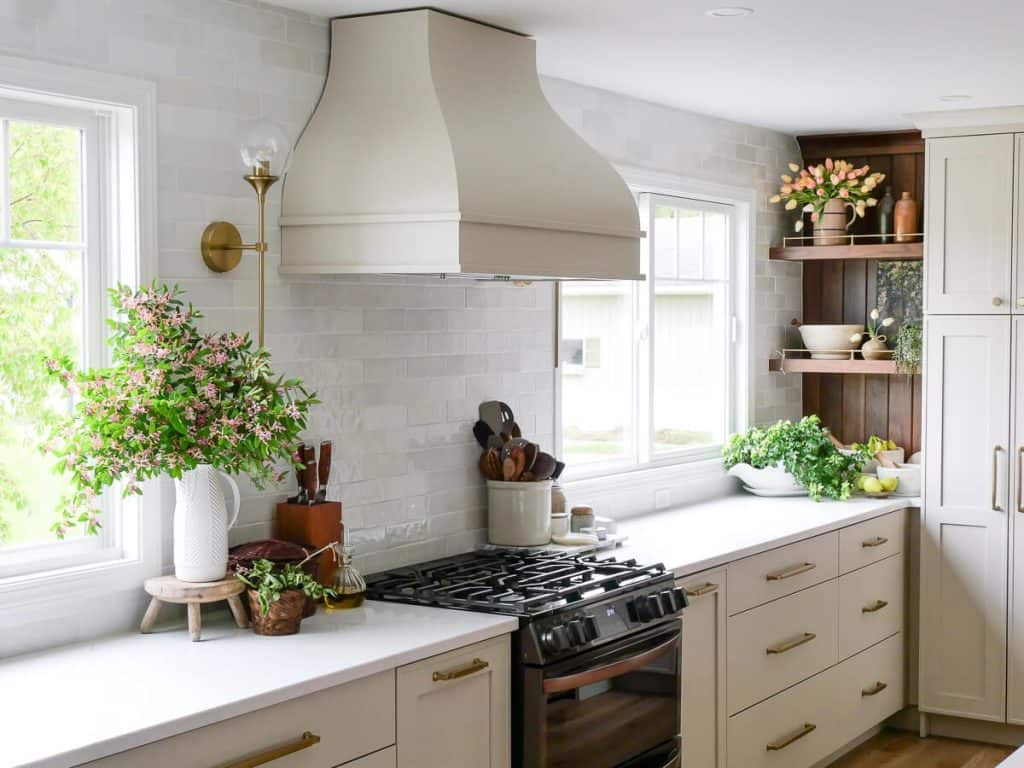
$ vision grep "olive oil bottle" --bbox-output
[324,542,366,610]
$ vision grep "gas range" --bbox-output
[364,548,687,665]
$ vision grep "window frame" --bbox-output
[0,55,158,598]
[555,166,755,485]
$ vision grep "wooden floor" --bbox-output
[828,729,1014,767]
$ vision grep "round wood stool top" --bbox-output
[143,575,245,605]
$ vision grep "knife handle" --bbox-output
[318,441,332,489]
[303,445,317,499]
[294,443,305,485]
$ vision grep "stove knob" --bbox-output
[582,615,600,641]
[643,594,666,621]
[568,620,588,646]
[541,625,571,653]
[673,587,689,610]
[659,587,688,614]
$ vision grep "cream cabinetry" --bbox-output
[81,636,511,768]
[925,133,1015,314]
[679,568,727,768]
[920,314,1011,720]
[396,635,510,768]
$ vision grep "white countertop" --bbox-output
[0,601,517,768]
[1003,746,1024,766]
[615,492,919,577]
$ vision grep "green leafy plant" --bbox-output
[235,559,337,616]
[722,415,863,501]
[42,284,319,538]
[894,323,922,374]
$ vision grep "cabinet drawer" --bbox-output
[344,746,396,768]
[838,554,905,660]
[82,670,395,768]
[835,634,905,746]
[727,579,838,714]
[728,532,838,615]
[727,659,841,768]
[839,510,904,574]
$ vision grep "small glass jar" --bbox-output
[324,542,366,611]
[571,505,595,533]
[551,481,567,517]
[550,512,570,538]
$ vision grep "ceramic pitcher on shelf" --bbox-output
[173,464,240,583]
[813,198,857,246]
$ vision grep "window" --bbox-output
[558,188,748,477]
[0,62,153,582]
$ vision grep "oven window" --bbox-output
[543,630,680,768]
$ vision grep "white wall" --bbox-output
[0,0,802,652]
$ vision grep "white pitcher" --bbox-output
[173,464,240,582]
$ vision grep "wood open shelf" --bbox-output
[769,241,923,262]
[769,357,902,374]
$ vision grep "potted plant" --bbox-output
[722,416,863,501]
[770,159,885,245]
[43,284,318,582]
[851,308,895,360]
[894,323,922,374]
[235,556,337,636]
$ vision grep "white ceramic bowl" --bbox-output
[798,324,865,360]
[877,464,921,497]
[727,463,803,492]
[487,480,552,546]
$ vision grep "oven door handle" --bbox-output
[542,633,680,694]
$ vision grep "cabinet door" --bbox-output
[679,569,726,768]
[926,134,1014,314]
[920,314,1010,720]
[396,634,510,768]
[1008,317,1024,723]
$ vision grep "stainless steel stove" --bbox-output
[366,549,686,767]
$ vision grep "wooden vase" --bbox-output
[247,588,307,635]
[894,192,918,243]
[813,198,856,246]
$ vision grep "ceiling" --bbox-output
[265,0,1024,135]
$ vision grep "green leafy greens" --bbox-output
[722,416,863,501]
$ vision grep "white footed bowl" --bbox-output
[798,324,865,360]
[727,463,803,492]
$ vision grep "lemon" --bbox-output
[879,477,899,492]
[863,477,884,493]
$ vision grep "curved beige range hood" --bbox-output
[279,8,643,281]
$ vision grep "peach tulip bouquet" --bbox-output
[770,159,885,232]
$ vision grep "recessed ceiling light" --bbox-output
[705,7,754,17]
[939,94,972,103]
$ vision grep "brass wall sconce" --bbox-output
[200,122,292,348]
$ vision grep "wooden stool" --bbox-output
[140,575,248,641]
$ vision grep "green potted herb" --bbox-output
[722,416,863,501]
[235,557,337,636]
[894,323,922,374]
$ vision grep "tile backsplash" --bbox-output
[1,0,801,650]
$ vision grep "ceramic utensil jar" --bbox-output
[487,479,552,546]
[894,191,918,243]
[173,464,240,582]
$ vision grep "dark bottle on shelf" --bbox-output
[878,188,895,244]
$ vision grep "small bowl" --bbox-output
[798,324,864,360]
[877,464,921,496]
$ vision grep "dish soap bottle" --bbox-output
[324,540,366,610]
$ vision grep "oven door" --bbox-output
[521,621,681,768]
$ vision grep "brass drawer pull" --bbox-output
[684,582,719,598]
[766,632,816,655]
[862,599,889,613]
[862,681,888,697]
[766,562,815,582]
[766,722,817,751]
[862,536,888,548]
[221,731,320,768]
[433,657,489,682]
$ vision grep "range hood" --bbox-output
[279,8,643,281]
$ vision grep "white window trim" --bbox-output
[554,165,756,491]
[0,56,159,610]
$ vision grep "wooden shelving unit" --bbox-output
[768,357,901,375]
[769,241,922,262]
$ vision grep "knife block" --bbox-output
[275,501,343,585]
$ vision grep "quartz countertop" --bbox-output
[0,601,517,768]
[614,492,919,577]
[1001,745,1024,766]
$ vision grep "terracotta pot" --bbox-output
[813,198,856,246]
[894,192,918,243]
[861,336,890,360]
[247,588,306,636]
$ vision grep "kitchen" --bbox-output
[0,1,1020,767]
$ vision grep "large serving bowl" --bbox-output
[727,463,803,493]
[798,324,864,360]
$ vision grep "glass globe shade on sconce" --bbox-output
[199,120,295,348]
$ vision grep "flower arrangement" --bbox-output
[851,308,894,345]
[43,284,318,538]
[770,159,885,232]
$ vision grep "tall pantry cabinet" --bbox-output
[920,116,1024,725]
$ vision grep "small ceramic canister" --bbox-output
[550,512,570,538]
[571,505,595,533]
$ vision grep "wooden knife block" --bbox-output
[275,501,343,585]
